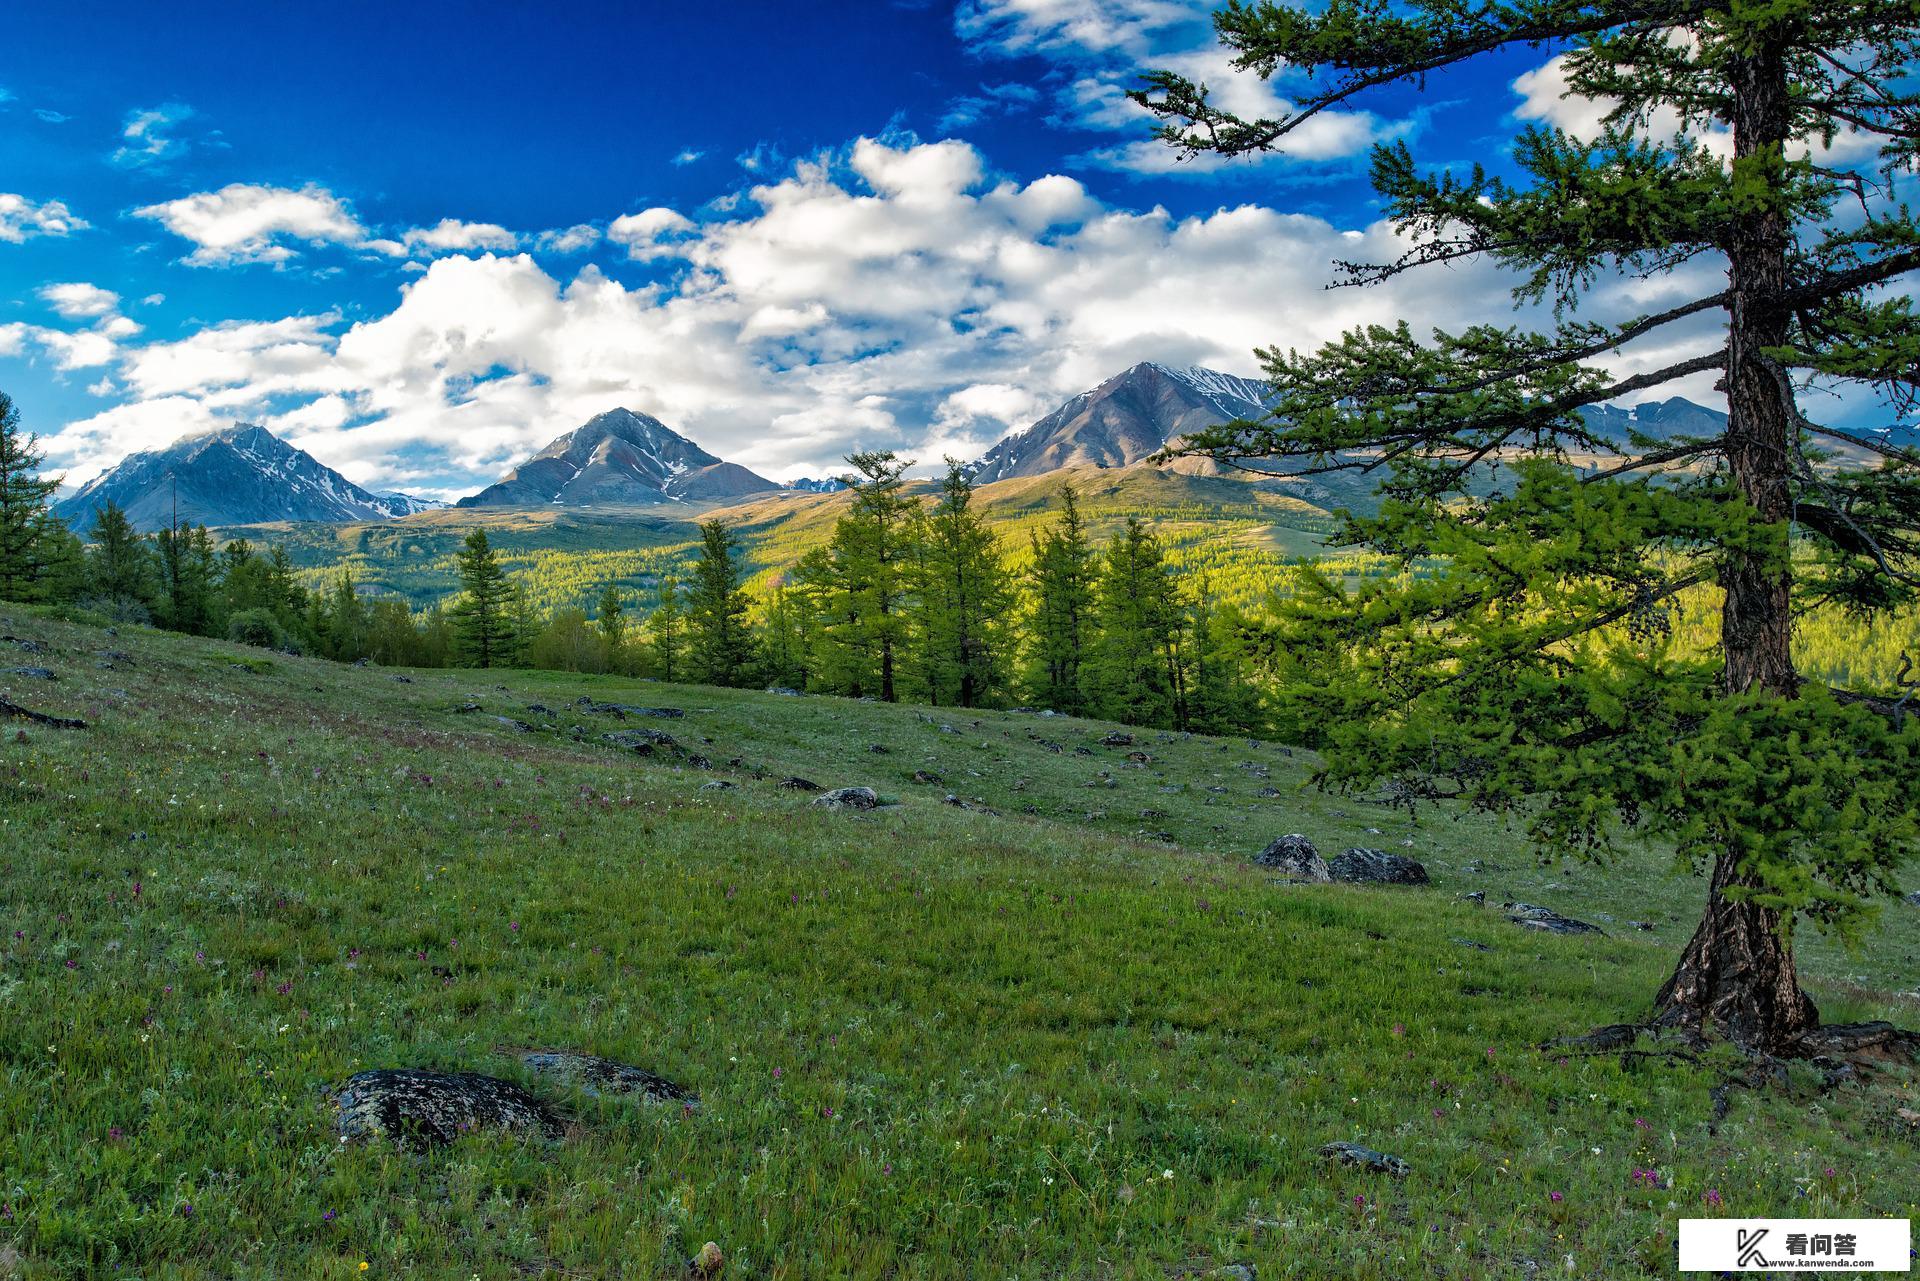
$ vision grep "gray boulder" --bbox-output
[1255,834,1330,882]
[1328,848,1429,885]
[5,667,56,681]
[334,1068,563,1148]
[502,1049,697,1106]
[813,786,881,810]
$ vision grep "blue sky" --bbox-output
[1,0,1696,499]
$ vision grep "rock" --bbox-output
[1628,920,1655,931]
[1905,891,1920,907]
[4,667,55,681]
[0,698,86,730]
[1461,891,1486,905]
[333,1068,563,1148]
[501,1049,698,1106]
[1125,751,1153,764]
[603,728,680,754]
[577,699,685,719]
[700,781,734,791]
[1452,938,1492,951]
[1214,1266,1257,1281]
[98,649,135,669]
[1257,787,1281,798]
[390,674,413,684]
[1503,902,1606,935]
[1320,1141,1411,1177]
[454,702,483,713]
[490,716,538,733]
[1099,731,1135,747]
[1,636,47,655]
[1254,834,1331,882]
[765,686,803,696]
[910,769,944,785]
[1328,848,1429,885]
[813,786,881,810]
[694,1241,725,1275]
[868,743,890,754]
[778,777,823,792]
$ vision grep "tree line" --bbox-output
[0,403,1268,733]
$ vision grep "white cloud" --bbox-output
[0,192,88,242]
[39,283,120,319]
[112,103,194,169]
[536,223,601,253]
[673,149,705,166]
[400,218,520,253]
[954,0,1389,174]
[133,183,370,266]
[33,133,1719,495]
[607,207,696,260]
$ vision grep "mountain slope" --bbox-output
[968,362,1273,484]
[458,408,780,508]
[54,424,436,532]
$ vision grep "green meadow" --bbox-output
[2,605,1917,1279]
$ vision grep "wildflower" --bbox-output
[1162,1169,1174,1181]
[509,921,520,933]
[772,1067,782,1078]
[1549,1191,1563,1203]
[323,1209,336,1222]
[108,1126,124,1142]
[1704,1189,1722,1208]
[1392,1023,1405,1037]
[1353,1193,1366,1208]
[178,1203,193,1217]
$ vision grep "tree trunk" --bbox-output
[1654,854,1817,1052]
[1654,36,1818,1050]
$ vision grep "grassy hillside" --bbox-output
[2,607,1916,1278]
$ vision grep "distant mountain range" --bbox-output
[52,371,1759,534]
[968,362,1275,484]
[457,407,780,508]
[54,424,441,533]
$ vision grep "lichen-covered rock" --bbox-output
[603,728,680,755]
[501,1049,698,1106]
[1503,902,1606,935]
[333,1068,563,1148]
[1255,834,1330,881]
[1328,848,1429,885]
[5,667,56,681]
[1099,731,1135,747]
[778,776,823,792]
[1320,1141,1411,1177]
[813,786,881,810]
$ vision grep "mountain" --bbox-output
[1578,397,1728,444]
[786,476,847,494]
[458,408,779,508]
[968,362,1274,485]
[54,424,438,532]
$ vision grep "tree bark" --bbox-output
[1654,34,1819,1051]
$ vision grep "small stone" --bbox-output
[700,780,734,791]
[1320,1141,1410,1177]
[910,770,944,785]
[1099,731,1135,747]
[5,667,55,681]
[778,777,823,792]
[1503,902,1606,935]
[1461,891,1486,905]
[694,1241,724,1275]
[1214,1266,1257,1281]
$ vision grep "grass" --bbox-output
[2,604,1917,1279]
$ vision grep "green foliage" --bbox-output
[1022,484,1097,713]
[684,519,758,687]
[450,530,517,668]
[0,392,65,604]
[911,464,1015,708]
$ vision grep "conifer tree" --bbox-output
[1141,0,1920,1051]
[0,392,63,603]
[801,452,919,700]
[86,501,156,618]
[1087,518,1187,728]
[645,575,686,682]
[596,583,627,663]
[684,519,758,687]
[450,529,515,667]
[1023,484,1097,714]
[915,462,1013,707]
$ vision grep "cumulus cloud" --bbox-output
[0,192,88,242]
[133,183,370,266]
[39,283,120,320]
[672,148,705,166]
[31,132,1716,499]
[607,207,696,260]
[112,103,195,169]
[536,223,601,253]
[398,218,520,254]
